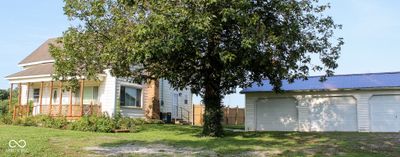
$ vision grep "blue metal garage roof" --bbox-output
[241,72,400,93]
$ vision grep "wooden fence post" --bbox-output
[192,104,195,125]
[226,107,230,125]
[235,105,239,125]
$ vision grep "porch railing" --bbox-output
[13,102,102,120]
[178,106,190,122]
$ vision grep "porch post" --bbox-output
[48,81,53,116]
[68,89,72,117]
[79,80,84,116]
[58,82,63,115]
[17,83,21,106]
[39,81,44,114]
[8,83,13,113]
[26,83,30,116]
[15,83,22,119]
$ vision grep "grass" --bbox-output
[1,124,400,156]
[223,124,245,130]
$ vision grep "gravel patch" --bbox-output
[85,143,217,156]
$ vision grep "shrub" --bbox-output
[116,117,135,130]
[69,116,95,131]
[47,117,68,129]
[69,114,115,132]
[94,114,115,132]
[0,113,13,125]
[10,115,68,129]
[4,113,163,133]
[18,116,37,126]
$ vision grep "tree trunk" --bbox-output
[202,80,224,137]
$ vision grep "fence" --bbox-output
[193,104,245,126]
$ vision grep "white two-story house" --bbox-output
[5,38,193,122]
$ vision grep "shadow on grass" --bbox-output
[97,125,330,156]
[96,124,400,156]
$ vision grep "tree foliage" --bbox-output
[0,89,9,101]
[51,0,343,136]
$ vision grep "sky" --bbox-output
[1,1,400,107]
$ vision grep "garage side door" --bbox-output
[370,95,400,132]
[309,96,357,131]
[256,98,298,131]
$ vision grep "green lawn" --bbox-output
[1,124,400,157]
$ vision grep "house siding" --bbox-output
[9,74,192,120]
[159,79,192,120]
[356,94,372,132]
[245,90,400,132]
[244,95,257,131]
[116,78,145,118]
[98,70,117,116]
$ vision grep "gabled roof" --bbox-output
[18,38,59,66]
[6,63,53,79]
[241,72,400,93]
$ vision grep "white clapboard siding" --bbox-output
[159,79,192,119]
[98,70,117,116]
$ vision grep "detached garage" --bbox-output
[241,72,400,132]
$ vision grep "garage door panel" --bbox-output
[256,98,298,131]
[370,95,400,132]
[309,96,357,132]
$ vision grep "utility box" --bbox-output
[160,112,172,123]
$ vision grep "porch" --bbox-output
[9,80,102,120]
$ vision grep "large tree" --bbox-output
[51,0,343,136]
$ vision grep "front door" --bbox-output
[172,94,179,118]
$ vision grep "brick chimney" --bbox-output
[143,79,160,119]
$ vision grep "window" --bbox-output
[120,86,142,107]
[33,88,40,103]
[83,86,99,104]
[184,94,188,104]
[53,88,58,103]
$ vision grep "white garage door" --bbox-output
[308,96,357,131]
[370,95,400,132]
[256,98,298,131]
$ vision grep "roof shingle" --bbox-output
[18,38,59,65]
[6,63,53,78]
